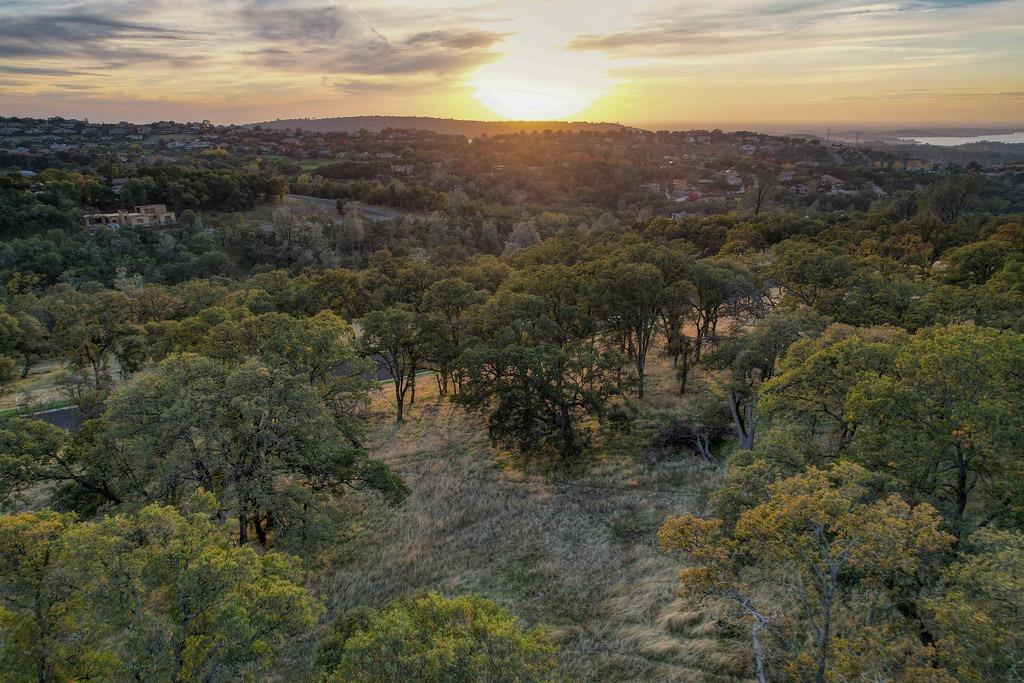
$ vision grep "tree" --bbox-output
[0,305,49,380]
[769,240,854,309]
[422,278,485,396]
[458,340,621,463]
[359,306,430,422]
[659,462,952,683]
[319,593,558,683]
[708,310,819,450]
[0,509,76,683]
[759,324,907,453]
[922,173,983,223]
[46,287,141,390]
[0,503,321,682]
[104,354,405,545]
[925,528,1024,682]
[688,258,759,360]
[0,354,14,398]
[590,261,665,398]
[0,418,125,512]
[202,310,373,441]
[847,324,1024,538]
[749,170,776,216]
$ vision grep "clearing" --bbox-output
[323,353,749,683]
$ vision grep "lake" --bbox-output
[902,132,1024,147]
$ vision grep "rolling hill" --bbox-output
[249,115,633,136]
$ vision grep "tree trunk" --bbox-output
[728,390,755,450]
[816,591,832,683]
[636,353,646,398]
[558,404,579,460]
[954,443,969,540]
[237,511,248,546]
[393,377,404,423]
[751,620,768,683]
[254,514,268,545]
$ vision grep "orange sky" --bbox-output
[1,0,1022,129]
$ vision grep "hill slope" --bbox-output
[249,115,632,136]
[321,354,749,682]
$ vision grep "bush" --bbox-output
[319,592,560,682]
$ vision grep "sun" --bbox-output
[473,76,597,120]
[470,53,607,121]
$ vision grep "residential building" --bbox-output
[84,204,176,229]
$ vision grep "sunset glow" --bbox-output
[0,0,1022,127]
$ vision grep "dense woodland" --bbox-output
[1,124,1023,682]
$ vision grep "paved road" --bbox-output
[28,406,85,432]
[283,194,402,221]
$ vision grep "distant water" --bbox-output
[902,132,1024,146]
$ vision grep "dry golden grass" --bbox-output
[0,358,68,410]
[322,355,752,682]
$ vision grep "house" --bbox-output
[136,204,175,225]
[791,184,811,195]
[84,204,176,229]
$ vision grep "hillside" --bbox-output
[249,115,633,136]
[320,354,748,683]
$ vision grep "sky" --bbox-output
[1,0,1022,130]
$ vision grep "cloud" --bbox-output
[240,3,352,42]
[0,65,102,77]
[325,30,507,76]
[244,26,508,77]
[404,29,511,50]
[0,11,200,67]
[566,0,1014,57]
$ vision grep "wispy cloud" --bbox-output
[567,0,1016,57]
[0,0,1020,125]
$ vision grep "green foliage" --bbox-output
[660,462,953,683]
[0,503,320,683]
[319,593,559,683]
[458,340,622,463]
[104,353,406,545]
[925,528,1024,682]
[359,305,432,422]
[847,324,1024,536]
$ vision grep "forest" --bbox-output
[1,125,1023,682]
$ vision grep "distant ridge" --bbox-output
[248,115,633,136]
